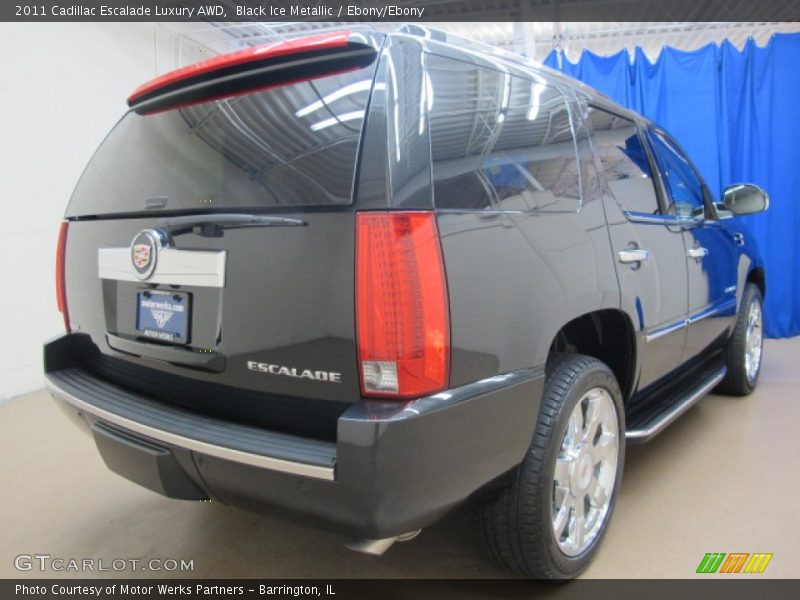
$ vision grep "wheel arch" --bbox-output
[747,266,766,298]
[547,309,637,403]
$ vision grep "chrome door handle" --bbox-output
[618,249,650,263]
[687,247,709,259]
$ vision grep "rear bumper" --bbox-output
[45,335,544,539]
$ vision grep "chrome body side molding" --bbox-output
[645,298,738,342]
[687,298,737,325]
[645,319,687,342]
[623,210,701,228]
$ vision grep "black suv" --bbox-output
[45,29,768,579]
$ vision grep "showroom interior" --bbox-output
[1,16,799,579]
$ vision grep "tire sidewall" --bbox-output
[527,359,626,577]
[727,284,764,395]
[743,288,764,389]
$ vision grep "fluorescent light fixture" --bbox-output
[310,110,365,131]
[527,82,546,121]
[295,80,383,117]
[418,54,434,135]
[386,54,401,162]
[500,73,511,110]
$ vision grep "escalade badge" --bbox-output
[130,229,168,280]
[247,361,342,383]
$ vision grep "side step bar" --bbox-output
[625,366,727,443]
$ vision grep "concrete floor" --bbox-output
[1,339,798,579]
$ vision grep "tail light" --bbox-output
[56,221,70,332]
[356,211,449,398]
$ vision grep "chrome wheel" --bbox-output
[551,387,619,557]
[745,296,763,384]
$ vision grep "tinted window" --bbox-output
[588,108,659,214]
[66,65,378,217]
[356,40,433,209]
[646,128,705,218]
[427,56,580,212]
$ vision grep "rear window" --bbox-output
[67,65,378,217]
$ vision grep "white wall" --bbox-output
[0,23,161,400]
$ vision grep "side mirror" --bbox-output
[722,183,769,216]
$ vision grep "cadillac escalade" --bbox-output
[44,27,768,578]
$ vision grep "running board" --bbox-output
[625,366,727,443]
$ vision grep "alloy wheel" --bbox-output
[745,296,763,384]
[551,387,619,557]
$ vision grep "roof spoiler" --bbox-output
[127,31,380,114]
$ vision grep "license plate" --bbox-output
[136,289,191,344]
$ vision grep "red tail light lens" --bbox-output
[356,212,450,398]
[56,221,70,332]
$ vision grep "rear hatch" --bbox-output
[61,32,383,440]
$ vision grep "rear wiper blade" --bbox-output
[159,213,307,237]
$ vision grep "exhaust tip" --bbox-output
[344,530,421,556]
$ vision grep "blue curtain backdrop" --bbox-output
[544,34,800,338]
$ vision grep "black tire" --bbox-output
[717,283,764,396]
[478,354,625,579]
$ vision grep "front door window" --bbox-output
[646,129,705,219]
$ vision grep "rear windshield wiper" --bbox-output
[160,213,307,238]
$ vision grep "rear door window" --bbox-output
[588,107,660,214]
[427,55,581,212]
[66,64,379,218]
